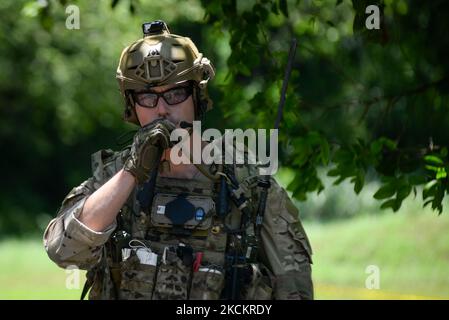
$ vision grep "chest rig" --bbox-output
[102,173,232,300]
[92,161,271,301]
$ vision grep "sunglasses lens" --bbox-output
[164,87,190,105]
[135,92,158,108]
[133,85,191,108]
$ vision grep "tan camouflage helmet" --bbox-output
[116,21,215,125]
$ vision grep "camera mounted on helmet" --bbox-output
[142,20,170,36]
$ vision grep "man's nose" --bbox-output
[156,97,169,117]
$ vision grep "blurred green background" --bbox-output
[1,0,449,299]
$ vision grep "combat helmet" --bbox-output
[116,20,215,125]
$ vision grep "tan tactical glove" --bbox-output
[124,118,176,184]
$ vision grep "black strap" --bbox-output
[80,269,95,300]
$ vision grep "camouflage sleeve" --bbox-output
[43,178,117,270]
[43,149,123,270]
[259,178,314,300]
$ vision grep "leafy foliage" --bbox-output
[196,0,449,213]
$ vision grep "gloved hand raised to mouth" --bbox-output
[124,118,177,184]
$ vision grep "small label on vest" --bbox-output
[195,207,205,221]
[157,205,166,215]
[136,248,158,266]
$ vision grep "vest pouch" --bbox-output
[189,265,225,300]
[152,246,192,300]
[119,251,157,300]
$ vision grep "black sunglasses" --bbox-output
[132,85,193,108]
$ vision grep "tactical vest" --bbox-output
[86,170,274,300]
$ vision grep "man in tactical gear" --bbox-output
[43,20,314,300]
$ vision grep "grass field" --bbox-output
[1,208,449,299]
[310,210,449,299]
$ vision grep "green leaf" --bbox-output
[21,1,46,18]
[238,63,251,76]
[423,180,438,199]
[397,185,412,201]
[425,165,440,172]
[354,172,364,194]
[380,199,399,211]
[320,138,330,165]
[370,140,383,155]
[327,168,340,177]
[436,168,447,180]
[423,199,433,208]
[424,155,444,165]
[39,13,54,32]
[384,139,397,150]
[408,174,427,185]
[373,184,396,200]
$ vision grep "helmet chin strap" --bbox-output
[124,92,142,126]
[192,85,207,121]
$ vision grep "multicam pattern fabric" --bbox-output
[43,148,313,300]
[152,248,190,300]
[261,177,314,300]
[119,253,157,300]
